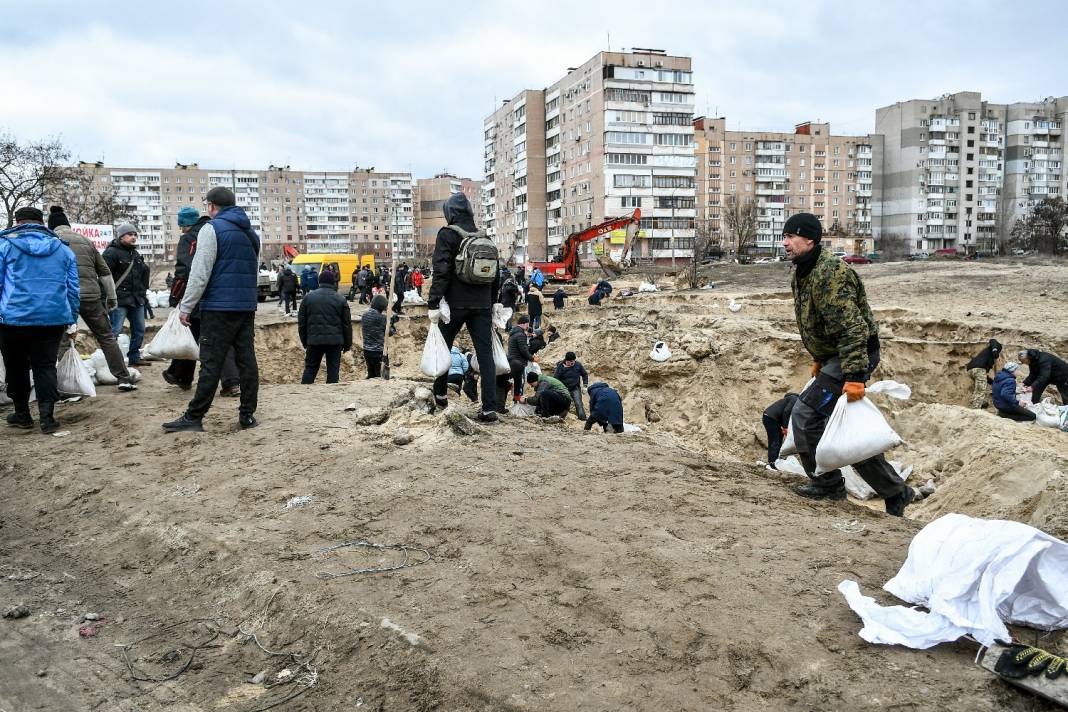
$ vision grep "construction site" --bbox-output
[1,255,1066,711]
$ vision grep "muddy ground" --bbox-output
[2,258,1067,711]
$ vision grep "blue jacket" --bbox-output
[0,223,79,326]
[200,206,260,312]
[449,346,469,377]
[531,268,545,288]
[301,268,319,292]
[587,382,623,425]
[992,369,1020,411]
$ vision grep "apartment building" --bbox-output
[413,174,482,260]
[484,49,696,265]
[694,119,880,257]
[64,163,412,263]
[483,89,547,262]
[875,92,1066,254]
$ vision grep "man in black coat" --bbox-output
[1019,348,1068,404]
[279,266,299,315]
[506,316,532,403]
[965,338,1002,409]
[427,192,501,421]
[103,224,151,365]
[298,270,352,384]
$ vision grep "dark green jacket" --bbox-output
[791,248,878,377]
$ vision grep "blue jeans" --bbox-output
[110,304,146,361]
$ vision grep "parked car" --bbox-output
[1013,248,1027,256]
[865,252,881,262]
[832,251,847,257]
[933,248,961,259]
[909,252,930,261]
[842,255,872,265]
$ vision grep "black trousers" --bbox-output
[997,405,1036,422]
[509,359,526,400]
[364,349,382,378]
[431,307,496,413]
[186,311,258,419]
[791,369,906,499]
[762,414,784,464]
[1032,381,1068,405]
[166,314,239,388]
[584,418,624,433]
[494,374,511,412]
[302,345,342,384]
[359,285,371,304]
[0,325,64,405]
[283,290,297,313]
[532,388,570,417]
[393,290,405,315]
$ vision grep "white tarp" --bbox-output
[839,513,1068,648]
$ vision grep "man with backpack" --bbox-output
[427,192,501,422]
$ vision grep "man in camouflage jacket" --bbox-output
[784,213,912,517]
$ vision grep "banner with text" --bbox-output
[71,224,114,253]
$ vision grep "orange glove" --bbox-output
[843,381,865,402]
[810,361,822,377]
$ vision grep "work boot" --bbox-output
[884,487,915,517]
[796,481,847,501]
[239,414,258,430]
[162,414,205,433]
[433,395,449,411]
[221,385,241,398]
[38,402,60,435]
[161,370,189,390]
[6,401,34,429]
[477,410,499,423]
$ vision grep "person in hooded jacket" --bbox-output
[1019,348,1068,405]
[427,192,502,421]
[506,315,533,402]
[992,362,1035,422]
[762,392,799,466]
[103,223,151,365]
[0,207,79,433]
[361,294,388,378]
[552,287,567,310]
[46,206,136,391]
[162,207,240,394]
[965,338,1002,409]
[162,187,261,432]
[584,382,624,433]
[447,345,469,393]
[298,269,352,384]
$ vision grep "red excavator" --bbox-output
[532,208,641,283]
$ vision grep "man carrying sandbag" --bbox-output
[426,192,501,422]
[47,206,136,392]
[783,213,912,516]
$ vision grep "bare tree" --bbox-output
[1010,197,1068,255]
[0,133,74,228]
[875,231,910,261]
[723,197,757,257]
[45,168,136,225]
[683,224,715,288]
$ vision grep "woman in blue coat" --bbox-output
[992,362,1035,422]
[584,381,625,433]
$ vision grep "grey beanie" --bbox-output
[116,223,138,239]
[1004,361,1019,373]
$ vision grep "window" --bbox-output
[621,196,642,208]
[654,91,690,104]
[653,113,691,126]
[654,133,692,146]
[605,153,647,165]
[613,174,651,188]
[653,175,695,189]
[606,131,651,145]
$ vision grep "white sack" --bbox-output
[420,324,452,377]
[774,455,912,500]
[117,333,131,353]
[470,334,511,376]
[649,341,671,362]
[404,289,427,306]
[778,377,816,458]
[492,304,512,329]
[510,402,536,417]
[866,380,912,400]
[1033,399,1061,428]
[57,345,96,398]
[438,298,451,325]
[638,282,658,293]
[127,367,141,383]
[622,423,642,433]
[146,309,200,360]
[839,513,1068,648]
[728,299,742,312]
[815,396,902,474]
[89,350,118,385]
[524,361,541,378]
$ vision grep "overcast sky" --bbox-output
[2,0,1065,180]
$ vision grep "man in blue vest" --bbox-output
[163,187,260,432]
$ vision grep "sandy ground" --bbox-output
[2,258,1068,711]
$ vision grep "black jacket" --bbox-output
[427,193,500,310]
[170,216,211,307]
[1023,349,1068,402]
[506,325,531,365]
[553,289,566,309]
[965,339,1003,371]
[279,268,298,293]
[361,307,386,352]
[103,239,150,308]
[554,360,589,390]
[298,285,352,350]
[499,280,519,308]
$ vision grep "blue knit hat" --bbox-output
[177,206,200,227]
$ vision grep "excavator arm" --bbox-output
[534,209,640,282]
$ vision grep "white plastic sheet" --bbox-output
[510,402,536,417]
[420,324,451,377]
[839,513,1068,648]
[57,345,96,398]
[145,309,200,360]
[649,341,671,362]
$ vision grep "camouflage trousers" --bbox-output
[969,367,988,409]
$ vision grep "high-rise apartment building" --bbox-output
[62,163,413,263]
[874,92,1066,254]
[694,118,880,257]
[483,49,696,265]
[413,174,481,259]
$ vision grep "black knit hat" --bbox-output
[14,206,44,223]
[564,351,577,361]
[47,206,70,229]
[319,269,337,285]
[782,212,822,242]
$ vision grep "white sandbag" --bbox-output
[510,402,536,417]
[89,350,118,385]
[867,380,912,401]
[127,367,141,383]
[622,423,642,433]
[117,333,131,354]
[469,333,510,376]
[404,289,427,306]
[649,341,671,362]
[728,299,742,312]
[492,304,512,329]
[146,309,199,360]
[57,345,97,398]
[844,460,913,500]
[1033,399,1061,428]
[524,361,541,378]
[815,395,902,474]
[839,513,1068,649]
[638,282,658,293]
[420,324,451,377]
[438,298,451,324]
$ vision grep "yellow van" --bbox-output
[288,253,376,292]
